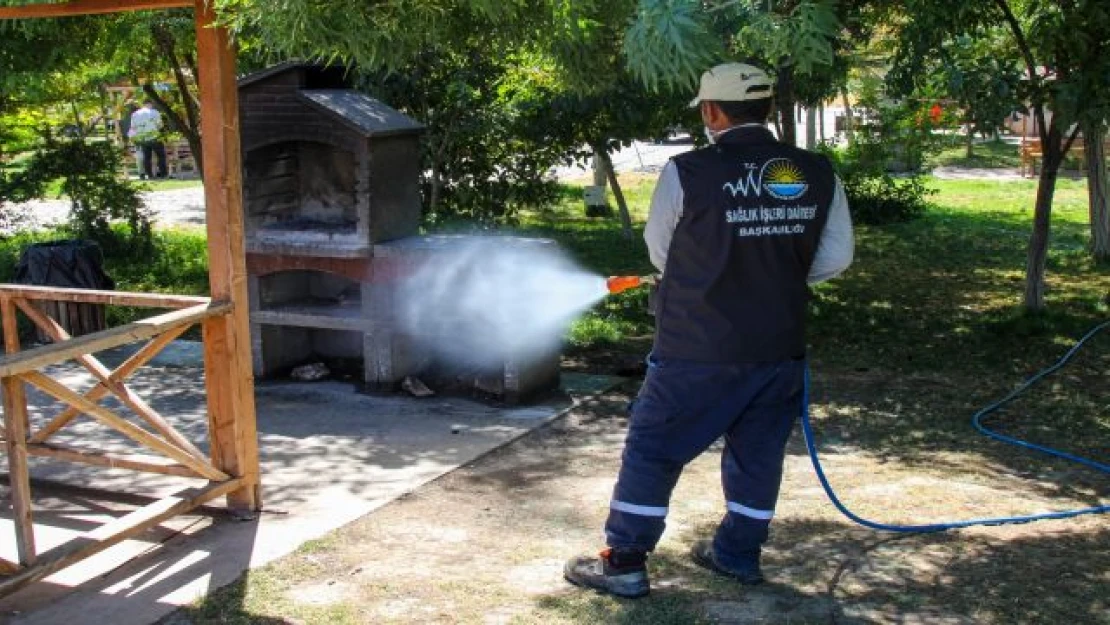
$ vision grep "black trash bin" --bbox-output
[14,240,115,341]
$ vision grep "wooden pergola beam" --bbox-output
[0,0,190,19]
[16,299,211,461]
[0,298,35,566]
[195,0,261,512]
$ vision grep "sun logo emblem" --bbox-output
[762,158,808,200]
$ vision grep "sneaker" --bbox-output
[564,548,650,598]
[690,540,764,585]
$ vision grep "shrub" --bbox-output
[841,173,932,225]
[820,140,935,225]
[0,130,152,253]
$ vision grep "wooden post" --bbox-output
[194,1,261,512]
[1,297,36,565]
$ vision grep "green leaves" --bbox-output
[215,0,542,74]
[622,0,722,92]
[734,0,841,77]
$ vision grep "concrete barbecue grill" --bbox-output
[239,63,560,402]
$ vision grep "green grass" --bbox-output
[927,137,1023,169]
[135,177,204,192]
[813,177,1104,373]
[926,136,1090,172]
[0,226,209,296]
[515,181,657,349]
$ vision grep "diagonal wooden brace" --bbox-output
[15,300,208,460]
[19,371,229,482]
[29,325,190,444]
[0,478,242,596]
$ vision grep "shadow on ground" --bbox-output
[534,518,1110,624]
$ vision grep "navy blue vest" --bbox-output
[653,126,835,363]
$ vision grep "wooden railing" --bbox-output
[0,284,246,591]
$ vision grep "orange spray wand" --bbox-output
[606,275,658,295]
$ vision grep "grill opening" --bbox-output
[245,141,358,236]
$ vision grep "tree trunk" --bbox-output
[1024,123,1064,311]
[819,104,826,142]
[150,23,203,177]
[427,122,456,217]
[805,107,817,150]
[428,162,442,216]
[592,147,608,190]
[598,150,633,241]
[776,63,797,146]
[1084,121,1110,261]
[840,88,855,145]
[69,101,86,139]
[965,121,975,159]
[425,101,461,217]
[98,86,112,142]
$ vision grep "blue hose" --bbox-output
[801,319,1110,533]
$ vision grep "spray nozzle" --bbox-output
[606,275,658,295]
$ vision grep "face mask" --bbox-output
[703,126,717,145]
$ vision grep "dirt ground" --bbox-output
[164,365,1109,625]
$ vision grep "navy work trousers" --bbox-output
[139,140,167,179]
[605,356,804,569]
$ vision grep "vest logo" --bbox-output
[722,158,809,200]
[762,158,808,200]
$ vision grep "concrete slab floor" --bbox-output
[0,346,620,625]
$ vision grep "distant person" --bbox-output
[128,100,167,179]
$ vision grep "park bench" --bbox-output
[1019,136,1109,177]
[121,139,198,179]
[166,139,198,178]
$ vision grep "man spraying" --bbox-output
[565,62,854,598]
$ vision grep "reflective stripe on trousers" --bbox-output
[604,356,804,561]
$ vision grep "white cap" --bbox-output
[689,63,774,108]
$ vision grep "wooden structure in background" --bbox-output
[0,0,259,596]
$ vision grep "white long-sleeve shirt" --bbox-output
[644,159,854,284]
[128,106,163,142]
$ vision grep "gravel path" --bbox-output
[931,165,1025,180]
[9,186,208,231]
